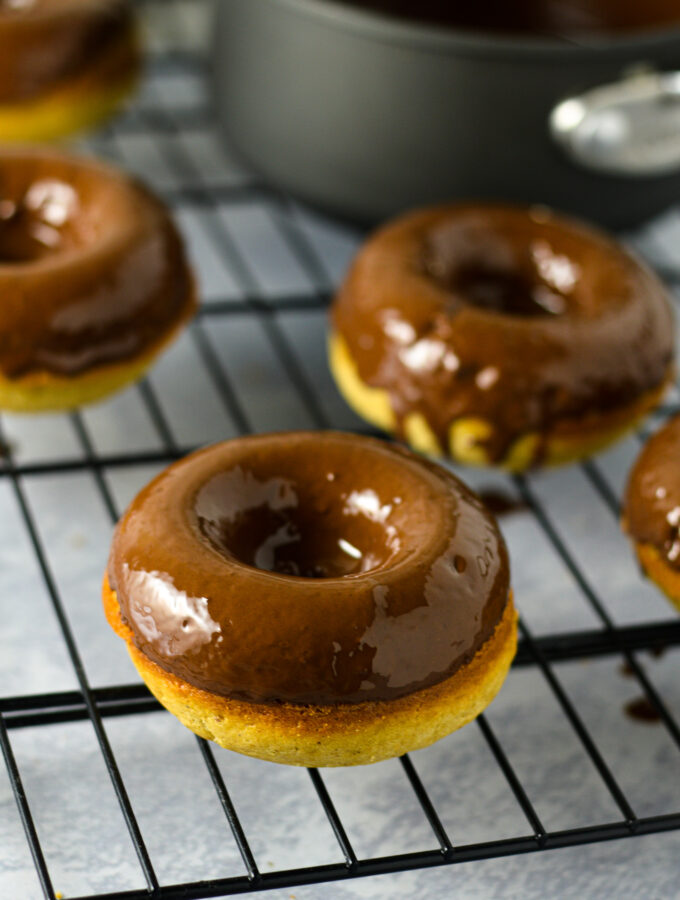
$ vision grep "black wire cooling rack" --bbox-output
[2,5,680,899]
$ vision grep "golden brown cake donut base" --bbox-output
[329,331,672,471]
[0,19,139,143]
[103,575,517,767]
[0,287,195,413]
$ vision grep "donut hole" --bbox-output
[205,496,398,578]
[0,157,129,264]
[193,452,421,579]
[450,262,568,317]
[0,177,88,262]
[424,218,597,318]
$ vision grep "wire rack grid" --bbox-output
[2,2,680,898]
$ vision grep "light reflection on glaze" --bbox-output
[667,508,680,528]
[196,467,298,525]
[0,178,79,262]
[667,503,680,565]
[382,310,415,345]
[26,179,78,226]
[382,311,460,376]
[344,488,393,523]
[253,522,301,572]
[1,0,35,10]
[338,537,362,559]
[531,240,581,294]
[399,337,448,374]
[344,487,401,566]
[109,433,511,705]
[122,564,221,657]
[357,523,500,692]
[475,366,499,391]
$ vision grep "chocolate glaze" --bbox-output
[477,490,527,518]
[625,696,662,723]
[108,432,511,706]
[0,148,193,378]
[624,415,680,572]
[0,0,135,104]
[619,647,666,678]
[619,660,635,678]
[332,205,674,464]
[336,0,680,36]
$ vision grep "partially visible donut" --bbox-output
[0,147,195,411]
[104,431,516,767]
[624,415,680,610]
[333,0,680,36]
[330,204,674,470]
[0,0,140,142]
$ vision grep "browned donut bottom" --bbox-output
[104,431,516,765]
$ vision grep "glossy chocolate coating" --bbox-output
[332,205,674,463]
[108,432,511,705]
[336,0,680,36]
[0,148,192,378]
[625,416,680,571]
[0,0,134,104]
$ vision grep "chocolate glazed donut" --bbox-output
[0,147,195,411]
[334,0,680,36]
[0,0,133,103]
[0,0,140,141]
[330,204,675,471]
[624,415,680,609]
[104,432,516,766]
